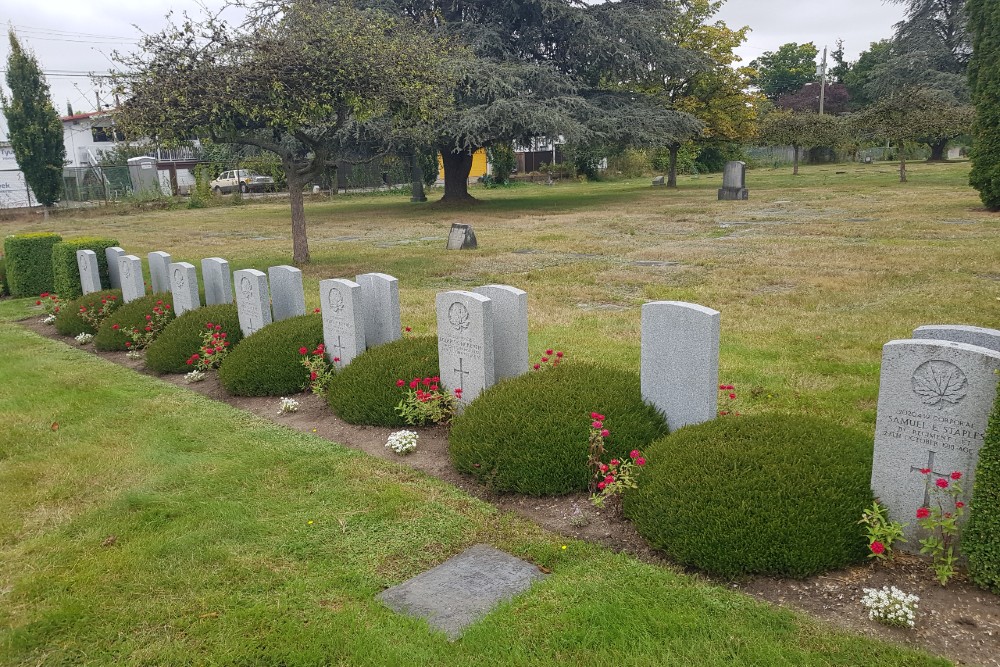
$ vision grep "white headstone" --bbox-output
[234,269,272,336]
[640,301,720,431]
[357,272,402,348]
[118,255,146,303]
[76,249,102,294]
[170,262,200,316]
[913,325,1000,353]
[148,251,172,293]
[268,265,306,322]
[436,290,495,405]
[319,279,366,369]
[872,339,1000,547]
[202,258,233,306]
[105,247,125,289]
[473,284,528,381]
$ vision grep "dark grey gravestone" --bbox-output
[377,544,546,640]
[913,325,1000,353]
[651,175,665,187]
[717,161,749,200]
[446,223,478,250]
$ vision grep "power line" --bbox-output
[10,24,137,41]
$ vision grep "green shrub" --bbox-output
[3,232,62,297]
[94,293,175,351]
[326,336,439,427]
[54,289,123,336]
[0,256,8,296]
[966,381,1000,593]
[449,363,669,496]
[218,314,323,396]
[146,304,243,374]
[624,415,873,578]
[51,237,118,299]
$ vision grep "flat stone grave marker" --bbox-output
[202,258,233,305]
[641,301,720,432]
[170,262,200,316]
[76,250,102,294]
[377,544,546,641]
[319,278,365,368]
[718,161,748,200]
[268,265,306,322]
[234,269,272,336]
[913,324,1000,353]
[119,255,146,303]
[446,223,478,250]
[105,247,125,289]
[872,338,1000,548]
[148,251,172,293]
[357,273,401,348]
[473,284,528,382]
[436,290,495,405]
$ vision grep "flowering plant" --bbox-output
[186,322,231,371]
[75,332,94,345]
[125,349,142,360]
[915,469,966,586]
[78,294,118,331]
[861,586,919,628]
[298,344,337,396]
[718,383,740,416]
[586,413,646,508]
[386,430,419,455]
[394,376,459,425]
[858,501,906,562]
[532,347,564,371]
[184,369,206,383]
[35,292,61,316]
[121,300,173,351]
[278,397,300,413]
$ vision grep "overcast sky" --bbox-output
[0,0,908,140]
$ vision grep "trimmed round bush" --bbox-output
[449,363,669,496]
[3,232,61,297]
[326,336,439,427]
[218,314,323,396]
[145,304,243,374]
[94,293,175,351]
[0,256,8,296]
[51,237,118,299]
[624,414,873,579]
[54,289,123,336]
[966,383,1000,593]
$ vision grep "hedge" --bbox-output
[146,304,243,374]
[0,256,8,297]
[966,381,1000,593]
[3,233,62,297]
[218,314,324,396]
[94,293,175,351]
[51,237,118,299]
[54,289,123,337]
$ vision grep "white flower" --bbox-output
[42,314,57,325]
[861,586,919,629]
[125,350,142,360]
[184,370,206,383]
[278,397,300,414]
[75,332,94,345]
[386,430,418,454]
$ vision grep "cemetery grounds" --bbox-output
[1,160,997,665]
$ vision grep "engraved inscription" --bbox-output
[877,408,984,455]
[173,267,185,289]
[326,287,345,313]
[121,260,132,280]
[911,360,967,407]
[448,302,470,332]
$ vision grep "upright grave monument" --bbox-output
[268,265,306,321]
[118,255,146,303]
[148,251,172,293]
[202,258,233,305]
[105,247,125,289]
[717,161,749,201]
[473,284,528,381]
[913,324,1000,353]
[319,278,366,368]
[357,272,401,348]
[76,250,102,294]
[170,262,200,316]
[436,290,495,405]
[234,269,272,336]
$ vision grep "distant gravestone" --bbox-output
[148,251,172,293]
[446,223,478,250]
[202,258,233,305]
[872,339,1000,547]
[319,278,366,368]
[357,272,402,348]
[377,544,546,640]
[436,290,494,405]
[234,269,272,336]
[473,284,528,381]
[651,175,665,187]
[717,161,749,200]
[913,325,1000,354]
[105,247,125,289]
[268,265,306,321]
[76,250,101,294]
[640,301,720,431]
[170,262,200,316]
[118,255,146,303]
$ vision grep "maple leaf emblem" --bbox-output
[911,360,967,407]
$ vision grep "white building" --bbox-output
[0,143,35,209]
[62,110,125,167]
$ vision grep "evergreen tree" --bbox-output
[0,30,65,208]
[967,0,1000,209]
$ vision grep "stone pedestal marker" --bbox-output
[872,338,1000,549]
[319,278,366,369]
[640,301,720,432]
[473,284,528,381]
[446,223,478,250]
[717,161,749,200]
[170,262,200,316]
[436,290,494,405]
[651,175,665,187]
[357,272,402,348]
[105,247,125,289]
[234,269,272,336]
[202,258,233,305]
[268,265,306,322]
[148,251,172,293]
[118,255,146,303]
[76,250,102,294]
[913,325,1000,353]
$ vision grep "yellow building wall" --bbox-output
[437,148,489,181]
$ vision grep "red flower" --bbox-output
[533,363,540,370]
[719,384,725,390]
[540,356,549,363]
[454,388,463,396]
[719,410,729,416]
[430,384,439,391]
[597,414,605,421]
[604,474,615,484]
[186,359,194,365]
[951,471,962,480]
[610,459,619,466]
[124,341,131,348]
[40,292,49,298]
[597,481,606,490]
[870,541,885,555]
[599,464,608,473]
[600,429,609,437]
[146,314,152,320]
[314,308,321,313]
[216,325,222,331]
[405,326,412,332]
[592,420,603,429]
[556,351,563,358]
[630,450,640,459]
[590,412,600,419]
[635,457,646,466]
[936,478,949,489]
[396,379,405,387]
[35,300,41,305]
[206,322,214,328]
[546,349,553,355]
[728,393,736,400]
[916,507,930,519]
[956,501,965,509]
[432,376,440,382]
[299,347,308,355]
[333,357,340,363]
[920,468,931,474]
[423,377,432,386]
[164,304,171,309]
[191,353,199,359]
[409,379,419,389]
[112,324,120,330]
[310,372,318,381]
[144,326,152,332]
[156,300,163,305]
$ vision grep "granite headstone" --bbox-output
[76,250,102,294]
[319,278,366,368]
[717,161,749,200]
[234,269,272,336]
[357,272,402,348]
[169,262,200,316]
[148,251,172,293]
[436,290,494,405]
[268,265,306,322]
[473,284,528,381]
[118,255,146,303]
[202,258,233,306]
[913,325,1000,354]
[105,247,125,289]
[446,223,478,250]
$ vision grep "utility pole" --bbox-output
[818,46,828,115]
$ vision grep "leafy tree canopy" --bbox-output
[758,110,844,174]
[749,42,819,100]
[966,0,1000,209]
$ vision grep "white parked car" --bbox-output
[210,169,275,194]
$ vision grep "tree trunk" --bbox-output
[928,139,948,162]
[410,152,427,202]
[667,144,679,188]
[898,141,907,183]
[793,144,800,175]
[285,170,311,264]
[440,147,476,203]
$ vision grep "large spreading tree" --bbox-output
[967,0,1000,209]
[1,30,66,210]
[749,42,819,101]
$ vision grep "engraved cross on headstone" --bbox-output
[331,335,346,361]
[910,450,951,507]
[454,357,471,391]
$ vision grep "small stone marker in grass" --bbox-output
[377,544,546,640]
[119,255,146,303]
[357,272,402,348]
[436,290,495,405]
[170,262,200,316]
[148,251,172,293]
[105,247,125,289]
[268,265,306,322]
[913,324,1000,353]
[651,175,665,187]
[202,258,233,306]
[234,268,271,336]
[319,278,365,368]
[76,250,101,294]
[446,223,477,250]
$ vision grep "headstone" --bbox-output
[105,247,125,289]
[148,251,172,293]
[377,544,546,641]
[651,175,665,187]
[169,262,200,316]
[717,161,749,200]
[640,301,720,431]
[118,255,146,303]
[473,284,528,381]
[76,250,102,294]
[202,257,233,306]
[872,339,1000,547]
[446,223,478,250]
[319,278,366,368]
[234,269,272,336]
[356,272,401,348]
[913,325,1000,354]
[436,290,494,405]
[268,265,306,321]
